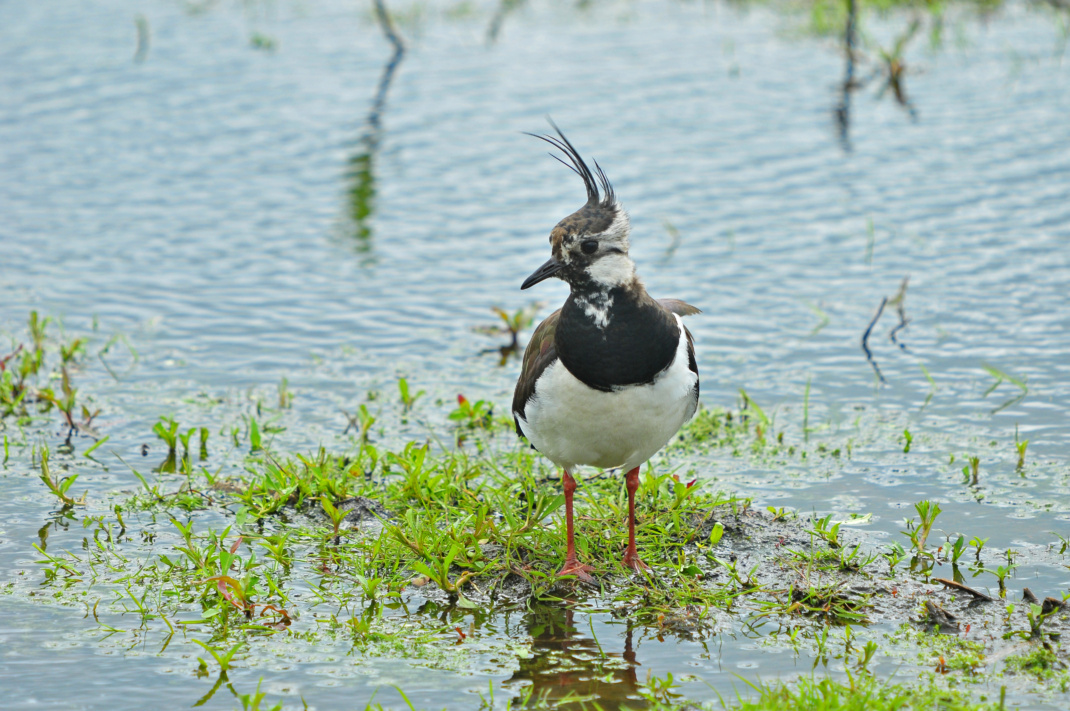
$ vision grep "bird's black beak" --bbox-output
[521,257,564,290]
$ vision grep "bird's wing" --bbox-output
[512,308,561,428]
[657,298,701,317]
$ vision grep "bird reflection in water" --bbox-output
[504,605,647,710]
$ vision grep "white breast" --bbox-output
[515,314,698,472]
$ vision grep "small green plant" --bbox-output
[249,417,263,452]
[1052,532,1070,556]
[39,369,96,435]
[234,678,283,711]
[1026,603,1053,638]
[175,428,206,460]
[739,388,771,430]
[902,428,913,453]
[837,543,870,572]
[856,640,879,672]
[38,446,85,507]
[344,404,376,442]
[448,394,494,430]
[397,378,424,412]
[920,363,938,408]
[192,639,244,673]
[1016,439,1029,470]
[710,555,759,590]
[884,542,906,574]
[58,337,86,365]
[969,536,989,563]
[667,473,700,511]
[962,456,980,485]
[986,554,1017,598]
[321,497,347,543]
[250,33,277,50]
[474,303,541,363]
[153,416,180,452]
[406,541,473,597]
[982,364,1028,415]
[277,377,293,409]
[948,535,967,565]
[152,416,182,472]
[767,506,792,522]
[909,500,941,557]
[28,311,50,350]
[811,513,842,549]
[641,671,682,703]
[257,532,294,570]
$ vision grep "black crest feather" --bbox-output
[526,118,615,207]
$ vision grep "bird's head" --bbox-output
[521,122,635,293]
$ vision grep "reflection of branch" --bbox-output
[834,0,858,151]
[486,0,526,45]
[887,276,910,349]
[346,1,406,244]
[862,277,912,383]
[875,19,920,121]
[835,2,922,147]
[134,14,150,63]
[373,0,405,67]
[861,296,887,384]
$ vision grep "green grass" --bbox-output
[8,308,1070,709]
[719,674,1003,710]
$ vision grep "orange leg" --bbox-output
[556,470,594,582]
[621,467,649,571]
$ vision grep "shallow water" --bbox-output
[2,0,1070,708]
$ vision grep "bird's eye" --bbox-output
[580,240,598,255]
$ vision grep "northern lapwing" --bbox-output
[512,122,700,580]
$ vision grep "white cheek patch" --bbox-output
[585,253,635,287]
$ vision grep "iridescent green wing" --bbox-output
[512,307,561,426]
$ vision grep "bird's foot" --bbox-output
[622,550,650,573]
[557,557,596,583]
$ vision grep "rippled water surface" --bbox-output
[2,0,1069,708]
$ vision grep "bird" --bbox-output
[511,121,700,581]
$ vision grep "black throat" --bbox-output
[554,284,681,391]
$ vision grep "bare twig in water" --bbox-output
[887,276,910,349]
[932,577,995,602]
[861,296,887,384]
[923,599,960,633]
[486,0,527,45]
[474,304,541,365]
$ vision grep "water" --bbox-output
[2,0,1070,707]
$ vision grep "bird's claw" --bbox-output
[622,551,650,573]
[557,558,596,583]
